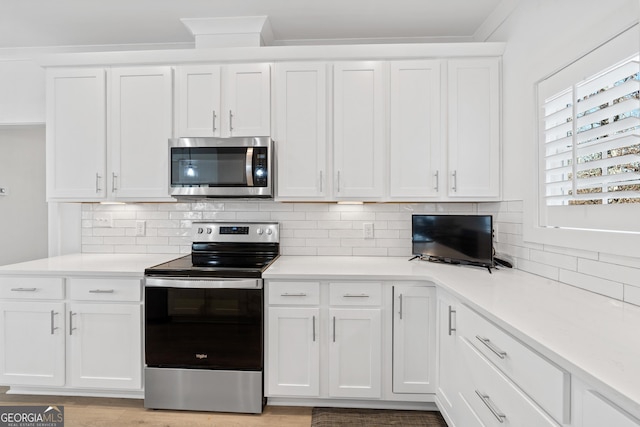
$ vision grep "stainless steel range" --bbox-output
[143,221,279,414]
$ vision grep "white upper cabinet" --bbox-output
[389,60,443,200]
[175,65,222,137]
[110,67,173,200]
[175,63,271,138]
[46,66,174,202]
[274,62,329,200]
[447,57,501,199]
[224,63,271,137]
[46,68,107,201]
[333,61,385,200]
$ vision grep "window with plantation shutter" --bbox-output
[537,25,640,233]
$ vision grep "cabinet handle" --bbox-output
[96,173,102,193]
[434,170,439,191]
[312,315,316,342]
[476,335,507,359]
[336,171,341,193]
[10,287,37,292]
[229,110,234,133]
[281,292,307,297]
[69,311,77,335]
[343,293,369,298]
[212,110,217,132]
[448,306,456,335]
[89,289,115,294]
[399,293,403,320]
[50,310,59,335]
[332,316,336,343]
[111,172,118,192]
[452,170,457,192]
[475,390,506,423]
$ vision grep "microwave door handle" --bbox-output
[246,147,254,186]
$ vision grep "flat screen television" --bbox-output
[412,214,494,269]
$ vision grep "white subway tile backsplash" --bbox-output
[624,285,640,307]
[530,249,577,271]
[79,200,640,305]
[559,269,624,300]
[578,259,640,287]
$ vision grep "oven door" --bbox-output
[144,278,263,371]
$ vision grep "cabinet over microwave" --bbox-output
[169,137,273,198]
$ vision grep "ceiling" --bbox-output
[0,0,510,52]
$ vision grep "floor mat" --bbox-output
[311,407,448,426]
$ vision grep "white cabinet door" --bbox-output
[333,62,385,200]
[274,62,329,199]
[389,60,443,200]
[46,68,106,201]
[436,291,461,424]
[447,58,500,199]
[329,308,382,398]
[0,302,65,386]
[392,284,436,394]
[582,390,640,427]
[224,63,271,137]
[110,67,174,200]
[267,307,320,397]
[67,303,142,389]
[175,65,222,137]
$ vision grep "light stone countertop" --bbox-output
[0,253,179,277]
[264,255,640,417]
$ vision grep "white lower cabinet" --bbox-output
[392,284,436,394]
[581,388,640,427]
[0,275,143,395]
[0,301,66,386]
[67,303,141,389]
[329,307,382,398]
[266,280,434,404]
[267,306,320,396]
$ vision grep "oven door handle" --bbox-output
[144,277,262,289]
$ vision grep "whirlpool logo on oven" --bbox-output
[195,353,208,359]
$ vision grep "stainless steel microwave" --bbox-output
[169,137,273,198]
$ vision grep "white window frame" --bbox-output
[525,24,640,258]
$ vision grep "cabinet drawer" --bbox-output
[329,282,382,306]
[459,337,558,427]
[268,282,320,305]
[458,305,569,424]
[0,277,64,300]
[68,278,141,302]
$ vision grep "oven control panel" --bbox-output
[192,222,279,243]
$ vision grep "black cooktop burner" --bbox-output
[144,254,279,279]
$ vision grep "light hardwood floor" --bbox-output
[0,387,312,427]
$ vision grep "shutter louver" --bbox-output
[542,57,640,206]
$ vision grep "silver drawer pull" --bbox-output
[476,335,507,359]
[281,292,307,297]
[343,293,369,298]
[448,306,456,335]
[475,390,506,423]
[89,289,115,294]
[11,287,37,292]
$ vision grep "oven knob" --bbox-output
[206,228,213,234]
[256,228,264,235]
[197,227,204,234]
[266,228,273,236]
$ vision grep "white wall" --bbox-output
[487,0,640,305]
[0,60,45,124]
[0,126,48,265]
